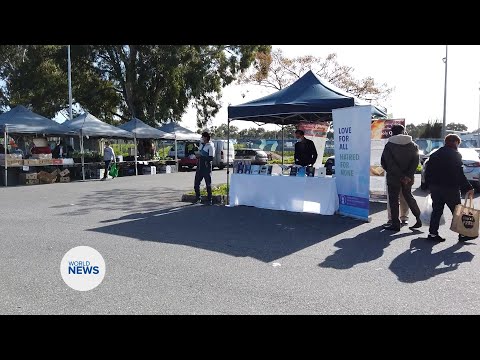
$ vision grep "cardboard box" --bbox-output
[19,173,38,183]
[26,179,39,185]
[59,169,70,177]
[39,159,53,166]
[0,159,23,167]
[23,159,41,166]
[59,176,71,183]
[37,171,57,184]
[31,153,52,159]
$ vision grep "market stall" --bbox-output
[157,122,201,168]
[63,112,134,180]
[226,70,387,214]
[119,117,176,173]
[0,105,76,186]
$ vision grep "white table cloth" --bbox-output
[229,174,339,215]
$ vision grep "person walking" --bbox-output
[101,141,116,181]
[381,124,422,231]
[424,134,475,242]
[194,132,215,205]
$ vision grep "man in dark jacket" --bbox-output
[381,124,422,231]
[425,134,475,242]
[294,130,318,166]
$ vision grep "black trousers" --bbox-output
[103,160,111,178]
[429,185,461,235]
[388,182,421,226]
[194,169,212,200]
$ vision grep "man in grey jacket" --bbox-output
[381,124,422,231]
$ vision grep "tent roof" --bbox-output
[227,70,387,125]
[64,112,134,138]
[118,118,175,139]
[157,122,201,141]
[0,105,75,135]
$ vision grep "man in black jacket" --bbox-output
[381,124,422,231]
[425,134,475,242]
[294,130,318,166]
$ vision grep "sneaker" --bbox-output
[100,178,106,181]
[194,198,202,205]
[383,224,401,232]
[428,234,445,242]
[401,220,409,226]
[458,234,477,241]
[409,218,422,229]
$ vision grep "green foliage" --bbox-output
[416,164,422,173]
[419,120,443,139]
[446,122,468,132]
[268,156,294,164]
[0,45,271,126]
[187,184,229,196]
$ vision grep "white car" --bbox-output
[421,148,480,191]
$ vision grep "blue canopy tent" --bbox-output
[63,112,134,180]
[226,70,387,202]
[119,118,176,173]
[0,105,76,186]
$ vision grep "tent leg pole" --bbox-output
[175,138,178,171]
[80,134,85,181]
[227,119,230,206]
[134,135,138,176]
[4,128,8,187]
[281,123,284,166]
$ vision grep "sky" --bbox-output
[179,45,480,132]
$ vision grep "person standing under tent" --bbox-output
[194,132,215,205]
[294,129,318,166]
[101,141,116,181]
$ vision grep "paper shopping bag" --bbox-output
[450,196,480,237]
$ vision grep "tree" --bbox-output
[0,45,121,121]
[446,122,468,132]
[239,48,393,105]
[0,45,271,126]
[406,124,419,138]
[419,120,443,138]
[199,124,238,139]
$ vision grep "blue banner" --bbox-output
[332,106,372,221]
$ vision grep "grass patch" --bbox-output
[187,184,229,196]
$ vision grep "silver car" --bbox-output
[421,148,480,191]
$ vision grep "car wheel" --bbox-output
[218,165,225,170]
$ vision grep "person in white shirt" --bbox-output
[102,141,116,181]
[194,132,215,205]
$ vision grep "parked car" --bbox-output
[169,141,200,170]
[235,149,268,165]
[212,139,234,169]
[325,155,335,175]
[421,148,480,191]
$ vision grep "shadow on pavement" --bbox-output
[319,226,421,270]
[87,205,363,263]
[389,237,475,283]
[52,187,183,216]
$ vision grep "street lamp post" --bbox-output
[442,45,448,139]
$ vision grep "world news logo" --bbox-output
[68,260,100,275]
